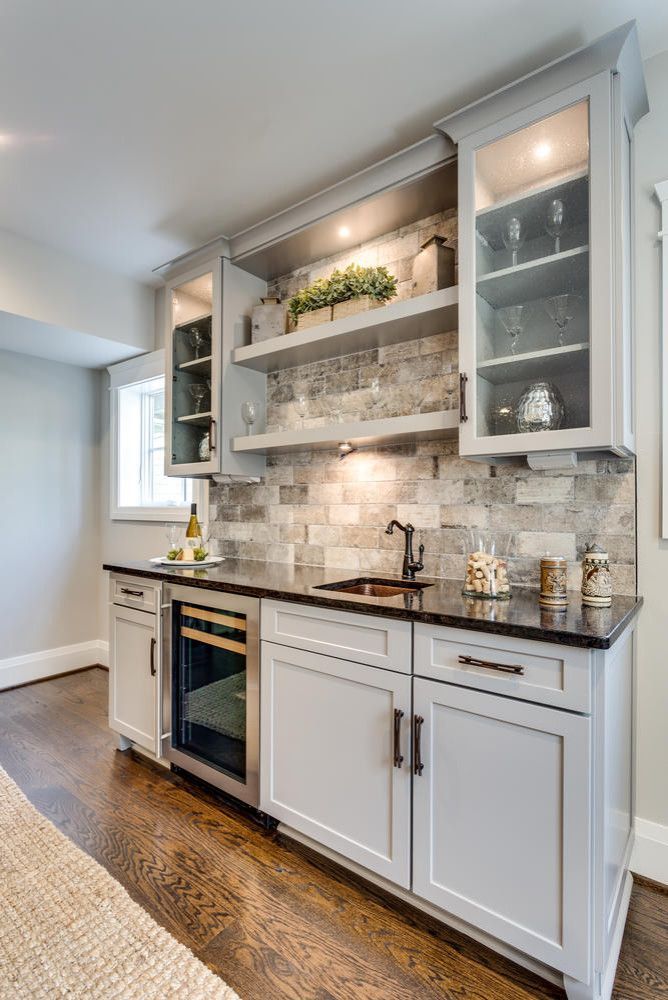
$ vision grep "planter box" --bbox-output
[251,300,286,343]
[332,295,384,321]
[412,236,456,297]
[295,306,332,331]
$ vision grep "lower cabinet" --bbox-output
[109,603,160,756]
[412,677,591,981]
[260,641,412,887]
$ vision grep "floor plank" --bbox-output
[0,667,665,1000]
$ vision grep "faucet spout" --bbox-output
[384,520,424,581]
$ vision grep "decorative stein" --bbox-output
[539,555,568,609]
[581,543,612,607]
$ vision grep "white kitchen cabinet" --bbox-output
[163,252,267,479]
[436,22,647,464]
[411,677,591,981]
[260,641,412,887]
[109,602,160,756]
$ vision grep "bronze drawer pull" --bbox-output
[121,587,144,598]
[393,709,404,768]
[209,417,217,452]
[413,715,424,776]
[458,654,525,676]
[150,637,157,677]
[459,373,468,423]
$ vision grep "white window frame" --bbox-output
[108,350,208,523]
[657,180,668,539]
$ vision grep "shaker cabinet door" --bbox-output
[457,72,616,458]
[261,642,412,887]
[412,678,591,981]
[109,604,159,755]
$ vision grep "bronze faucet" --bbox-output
[385,520,425,581]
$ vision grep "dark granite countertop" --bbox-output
[103,558,642,649]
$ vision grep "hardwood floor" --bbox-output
[0,668,665,1000]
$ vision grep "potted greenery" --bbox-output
[287,264,397,331]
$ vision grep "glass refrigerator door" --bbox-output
[472,99,591,443]
[173,601,248,782]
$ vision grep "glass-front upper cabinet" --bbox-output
[165,259,221,477]
[439,26,648,463]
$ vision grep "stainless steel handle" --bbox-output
[413,715,424,776]
[121,587,144,598]
[458,654,525,676]
[393,709,404,768]
[209,417,217,452]
[459,373,468,423]
[150,637,157,677]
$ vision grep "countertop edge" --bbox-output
[102,563,643,650]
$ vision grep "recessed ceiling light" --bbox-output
[534,142,551,160]
[338,226,351,238]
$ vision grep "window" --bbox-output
[109,351,206,521]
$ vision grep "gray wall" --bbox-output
[634,49,668,831]
[0,350,101,658]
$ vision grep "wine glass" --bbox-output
[502,216,524,267]
[198,523,210,557]
[165,524,181,558]
[544,294,579,346]
[546,199,565,254]
[498,304,528,355]
[292,391,308,428]
[241,400,257,435]
[188,383,208,414]
[189,327,209,359]
[329,393,343,424]
[369,376,382,412]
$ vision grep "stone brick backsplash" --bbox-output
[210,211,637,596]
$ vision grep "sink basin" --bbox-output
[315,577,433,598]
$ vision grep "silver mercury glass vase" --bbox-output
[515,381,565,433]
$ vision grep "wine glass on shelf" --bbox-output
[544,294,580,347]
[498,304,528,356]
[329,393,343,424]
[545,199,565,254]
[241,400,257,435]
[188,383,208,414]
[502,216,525,267]
[292,390,308,428]
[189,327,209,359]
[369,375,382,413]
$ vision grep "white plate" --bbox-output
[150,556,224,568]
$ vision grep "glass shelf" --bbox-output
[169,271,214,467]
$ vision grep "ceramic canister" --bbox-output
[581,543,613,607]
[539,555,568,609]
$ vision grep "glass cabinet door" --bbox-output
[166,262,220,474]
[458,76,613,457]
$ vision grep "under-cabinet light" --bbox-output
[534,142,552,160]
[338,441,355,459]
[338,226,351,238]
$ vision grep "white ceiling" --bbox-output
[1,0,667,285]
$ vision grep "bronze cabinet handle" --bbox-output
[458,654,525,676]
[413,715,424,776]
[121,588,144,598]
[393,708,404,768]
[150,637,157,677]
[209,417,217,452]
[459,373,468,423]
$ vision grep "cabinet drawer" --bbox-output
[110,575,160,615]
[261,599,412,672]
[414,624,591,713]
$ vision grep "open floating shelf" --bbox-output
[476,245,589,309]
[177,411,211,427]
[231,286,459,374]
[231,409,459,455]
[477,342,590,386]
[178,354,212,375]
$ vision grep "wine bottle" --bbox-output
[184,503,201,554]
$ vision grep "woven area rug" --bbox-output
[0,766,239,999]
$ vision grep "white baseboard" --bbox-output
[0,639,108,691]
[631,818,668,886]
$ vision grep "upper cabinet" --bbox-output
[436,21,648,465]
[163,252,267,478]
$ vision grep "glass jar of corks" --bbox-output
[462,531,512,600]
